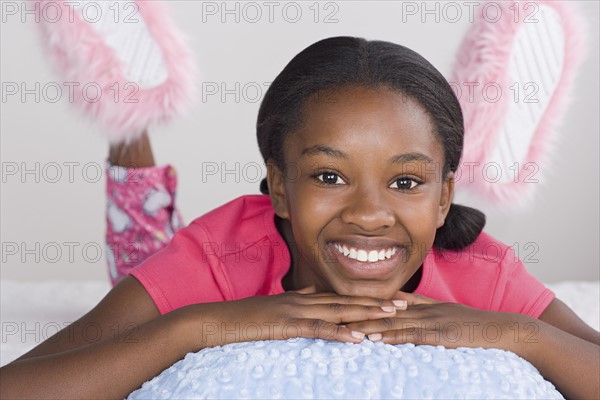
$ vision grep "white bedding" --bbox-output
[1,280,598,367]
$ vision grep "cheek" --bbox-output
[400,197,441,244]
[287,181,337,219]
[286,187,334,239]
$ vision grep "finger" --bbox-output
[297,294,406,311]
[301,303,403,324]
[291,287,341,297]
[295,291,338,297]
[295,285,317,294]
[292,318,366,343]
[393,291,440,305]
[378,328,441,346]
[345,310,425,335]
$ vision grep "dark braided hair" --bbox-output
[256,36,485,250]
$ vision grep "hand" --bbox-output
[183,287,409,349]
[345,291,534,352]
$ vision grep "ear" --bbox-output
[267,162,290,219]
[437,172,454,228]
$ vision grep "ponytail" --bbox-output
[434,203,486,250]
[260,178,269,195]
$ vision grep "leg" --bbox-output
[33,1,195,285]
[108,130,156,169]
[106,132,184,285]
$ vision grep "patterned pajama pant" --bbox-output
[105,163,183,285]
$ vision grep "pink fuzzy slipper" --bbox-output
[452,0,587,205]
[35,0,197,143]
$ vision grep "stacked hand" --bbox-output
[184,288,532,355]
[347,291,533,353]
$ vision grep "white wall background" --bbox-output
[1,1,598,283]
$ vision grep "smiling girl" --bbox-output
[1,36,598,399]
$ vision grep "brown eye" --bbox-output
[316,172,345,185]
[391,177,419,190]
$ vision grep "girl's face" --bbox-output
[269,85,453,299]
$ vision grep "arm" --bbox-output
[516,298,600,399]
[0,277,192,399]
[1,281,401,399]
[537,297,600,346]
[13,277,159,361]
[1,304,198,399]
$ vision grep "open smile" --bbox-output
[333,243,398,262]
[325,241,406,279]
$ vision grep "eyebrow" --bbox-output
[301,145,347,159]
[389,152,434,165]
[301,145,434,164]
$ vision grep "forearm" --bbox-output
[515,317,600,399]
[0,310,196,399]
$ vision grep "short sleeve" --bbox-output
[491,246,555,318]
[129,221,234,315]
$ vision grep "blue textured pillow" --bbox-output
[128,338,563,399]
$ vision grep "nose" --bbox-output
[340,186,396,232]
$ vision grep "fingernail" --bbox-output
[368,333,382,342]
[392,300,407,309]
[351,331,365,340]
[381,306,396,312]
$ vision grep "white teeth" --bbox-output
[349,248,357,259]
[367,250,378,263]
[332,243,398,263]
[357,250,368,262]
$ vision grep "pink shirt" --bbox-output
[131,195,555,318]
